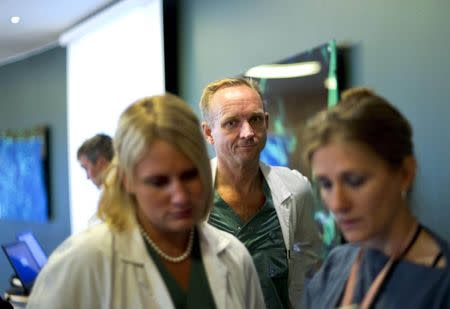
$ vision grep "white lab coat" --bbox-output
[27,220,265,309]
[211,158,322,309]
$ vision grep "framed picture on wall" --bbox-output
[243,40,339,178]
[0,126,50,222]
[243,40,342,252]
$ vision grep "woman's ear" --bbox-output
[122,173,134,194]
[401,155,416,192]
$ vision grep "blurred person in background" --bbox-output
[77,133,114,188]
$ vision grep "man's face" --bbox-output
[202,85,268,169]
[78,154,109,188]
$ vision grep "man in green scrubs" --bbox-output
[200,78,323,309]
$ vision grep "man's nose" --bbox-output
[239,120,255,139]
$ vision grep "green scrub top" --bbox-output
[209,179,289,309]
[142,229,217,309]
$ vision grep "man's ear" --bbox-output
[264,112,269,130]
[96,156,110,170]
[201,121,214,145]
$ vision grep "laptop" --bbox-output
[2,241,41,294]
[16,230,47,269]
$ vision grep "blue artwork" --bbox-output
[0,134,48,222]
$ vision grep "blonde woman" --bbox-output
[28,94,265,309]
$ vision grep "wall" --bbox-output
[178,0,450,241]
[0,0,448,291]
[0,47,70,290]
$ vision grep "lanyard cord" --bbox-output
[340,222,421,309]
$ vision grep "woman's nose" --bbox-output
[326,184,350,213]
[171,179,189,204]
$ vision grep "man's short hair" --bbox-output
[199,77,264,123]
[77,133,114,164]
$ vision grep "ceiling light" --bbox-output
[10,16,21,24]
[245,61,321,79]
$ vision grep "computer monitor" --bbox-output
[2,241,40,294]
[16,230,47,269]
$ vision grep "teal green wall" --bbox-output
[0,47,70,290]
[0,0,449,292]
[178,0,450,242]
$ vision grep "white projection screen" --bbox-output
[60,0,165,234]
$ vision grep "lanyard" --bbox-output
[339,222,421,309]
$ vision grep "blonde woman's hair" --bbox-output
[98,93,213,231]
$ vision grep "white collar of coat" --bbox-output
[114,215,231,265]
[210,157,292,204]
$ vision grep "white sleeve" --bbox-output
[27,241,107,309]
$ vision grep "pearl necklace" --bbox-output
[139,226,194,263]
